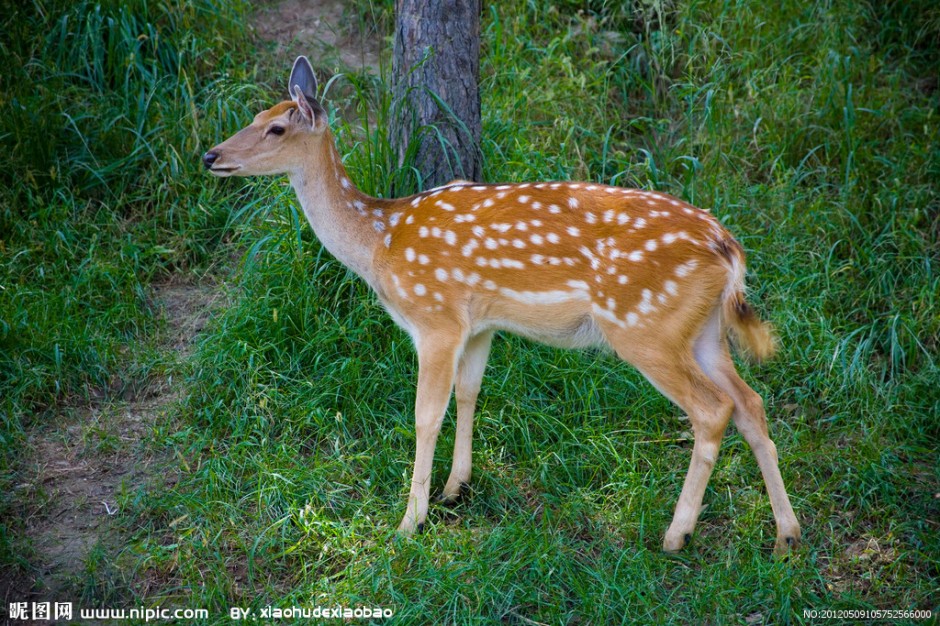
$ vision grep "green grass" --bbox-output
[2,0,938,623]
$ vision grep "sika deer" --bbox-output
[204,56,800,554]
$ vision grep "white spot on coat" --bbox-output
[462,239,480,256]
[499,288,590,305]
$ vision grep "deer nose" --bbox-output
[202,151,219,169]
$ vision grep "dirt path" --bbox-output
[5,281,224,604]
[252,0,383,74]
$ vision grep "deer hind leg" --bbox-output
[600,321,734,552]
[442,330,494,502]
[693,310,801,555]
[398,329,466,534]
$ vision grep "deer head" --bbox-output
[203,56,329,177]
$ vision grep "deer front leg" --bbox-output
[398,333,464,534]
[442,330,494,502]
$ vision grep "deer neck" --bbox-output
[288,132,384,286]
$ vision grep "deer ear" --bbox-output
[288,56,327,129]
[288,56,318,102]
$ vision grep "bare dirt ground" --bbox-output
[252,0,383,74]
[3,0,381,612]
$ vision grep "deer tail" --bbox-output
[716,237,777,362]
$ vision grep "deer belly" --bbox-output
[475,297,607,349]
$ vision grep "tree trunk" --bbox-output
[391,0,482,189]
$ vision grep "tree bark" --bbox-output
[391,0,482,189]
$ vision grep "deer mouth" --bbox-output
[208,164,242,176]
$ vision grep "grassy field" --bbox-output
[1,0,937,623]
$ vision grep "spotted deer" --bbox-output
[204,56,800,554]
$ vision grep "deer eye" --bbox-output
[268,125,286,136]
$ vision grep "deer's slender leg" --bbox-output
[398,331,465,534]
[603,319,734,551]
[693,312,800,554]
[648,358,733,552]
[442,330,494,502]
